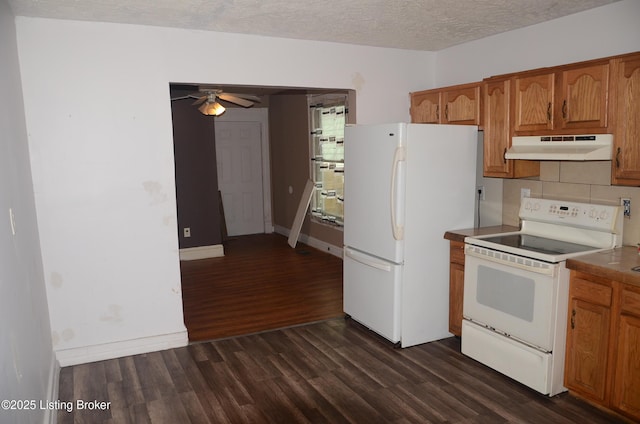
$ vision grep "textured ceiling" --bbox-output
[8,0,619,51]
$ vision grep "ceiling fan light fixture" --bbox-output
[199,101,226,116]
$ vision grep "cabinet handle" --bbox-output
[616,147,621,169]
[445,104,449,121]
[503,148,507,164]
[436,105,439,121]
[571,309,576,329]
[547,102,552,122]
[562,100,567,120]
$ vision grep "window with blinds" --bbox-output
[309,94,347,227]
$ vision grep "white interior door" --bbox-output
[215,121,264,236]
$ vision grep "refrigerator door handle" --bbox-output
[345,248,392,272]
[391,146,406,241]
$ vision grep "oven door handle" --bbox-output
[465,245,557,276]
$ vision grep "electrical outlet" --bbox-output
[183,227,191,238]
[477,186,485,201]
[621,198,631,218]
[521,188,531,201]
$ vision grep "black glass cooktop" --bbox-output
[481,234,599,256]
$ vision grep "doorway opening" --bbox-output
[169,83,354,341]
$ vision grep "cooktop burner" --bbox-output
[481,234,599,256]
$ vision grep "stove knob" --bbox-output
[589,208,597,218]
[599,210,608,220]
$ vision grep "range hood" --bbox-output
[505,134,613,161]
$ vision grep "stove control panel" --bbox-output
[520,197,621,232]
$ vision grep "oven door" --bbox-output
[463,245,560,351]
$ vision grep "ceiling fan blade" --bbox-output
[223,93,261,103]
[191,96,207,106]
[217,93,255,107]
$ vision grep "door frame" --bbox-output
[215,108,273,233]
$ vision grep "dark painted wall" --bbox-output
[171,99,222,248]
[269,94,344,248]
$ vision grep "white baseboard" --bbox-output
[179,244,224,261]
[43,354,61,424]
[274,225,343,259]
[55,330,188,367]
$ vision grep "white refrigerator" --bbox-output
[343,123,478,347]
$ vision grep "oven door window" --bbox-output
[463,253,558,352]
[477,265,535,322]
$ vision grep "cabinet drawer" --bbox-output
[621,286,640,316]
[450,241,465,265]
[571,276,612,306]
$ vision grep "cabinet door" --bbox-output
[559,64,609,131]
[612,54,640,185]
[514,73,555,132]
[611,313,640,419]
[442,85,481,125]
[612,286,640,420]
[448,241,465,337]
[449,263,464,337]
[410,91,440,123]
[483,79,511,177]
[565,297,611,402]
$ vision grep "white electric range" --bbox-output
[461,197,622,396]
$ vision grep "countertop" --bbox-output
[444,227,640,288]
[566,246,640,288]
[443,225,520,243]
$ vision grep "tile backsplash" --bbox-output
[503,160,640,247]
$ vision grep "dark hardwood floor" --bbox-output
[56,233,625,423]
[57,318,625,424]
[180,233,344,341]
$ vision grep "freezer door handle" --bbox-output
[344,248,392,272]
[391,146,405,241]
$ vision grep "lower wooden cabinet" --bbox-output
[611,286,640,418]
[448,241,465,336]
[565,271,640,422]
[565,274,611,402]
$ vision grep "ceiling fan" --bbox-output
[172,89,261,116]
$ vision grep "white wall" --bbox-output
[435,0,640,86]
[435,0,640,227]
[0,1,56,423]
[15,17,434,364]
[15,0,637,366]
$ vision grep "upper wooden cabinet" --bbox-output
[514,72,555,132]
[410,90,440,124]
[411,51,639,183]
[410,82,481,126]
[483,77,539,178]
[611,52,640,186]
[513,61,610,135]
[442,84,482,125]
[559,63,609,131]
